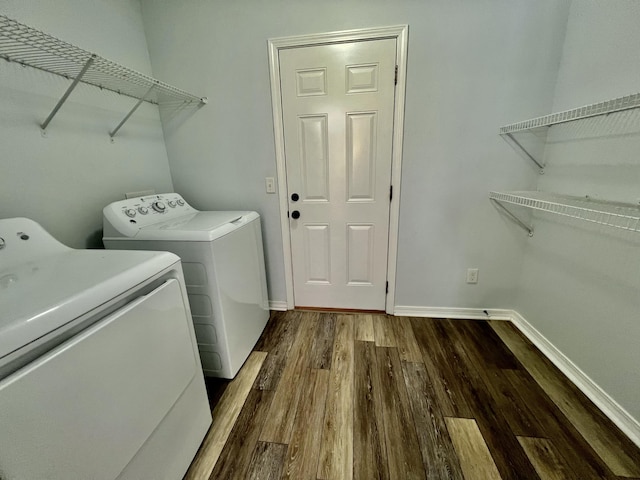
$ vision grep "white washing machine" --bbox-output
[103,193,269,379]
[0,217,211,480]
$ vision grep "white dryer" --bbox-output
[103,193,269,379]
[0,217,211,480]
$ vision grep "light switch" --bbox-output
[265,177,276,194]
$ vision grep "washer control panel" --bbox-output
[103,193,198,237]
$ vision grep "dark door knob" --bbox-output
[291,210,300,219]
[291,193,299,202]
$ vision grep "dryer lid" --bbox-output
[0,218,179,363]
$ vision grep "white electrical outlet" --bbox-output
[265,177,276,194]
[466,268,479,284]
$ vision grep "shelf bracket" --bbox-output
[109,83,157,139]
[491,198,534,236]
[503,132,545,173]
[41,54,96,132]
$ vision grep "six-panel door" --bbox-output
[279,39,397,310]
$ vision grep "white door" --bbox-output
[279,39,397,310]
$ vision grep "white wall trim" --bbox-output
[395,305,640,448]
[509,310,640,448]
[267,25,409,313]
[394,305,513,321]
[268,300,288,311]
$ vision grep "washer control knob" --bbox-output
[168,200,177,208]
[152,201,166,213]
[125,208,136,218]
[177,199,185,206]
[138,206,149,215]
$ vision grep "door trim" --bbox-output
[268,25,408,314]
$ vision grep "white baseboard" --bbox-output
[509,310,640,448]
[268,300,288,311]
[393,305,513,321]
[394,304,640,448]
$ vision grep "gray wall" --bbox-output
[516,0,640,421]
[140,0,570,305]
[0,1,173,248]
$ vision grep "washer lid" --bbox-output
[0,249,179,362]
[134,211,259,241]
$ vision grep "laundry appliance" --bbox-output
[103,193,269,378]
[0,217,211,480]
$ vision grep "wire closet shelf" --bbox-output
[0,14,205,105]
[490,191,640,234]
[499,92,640,135]
[0,14,206,135]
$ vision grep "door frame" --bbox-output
[268,25,408,314]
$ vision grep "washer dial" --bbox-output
[177,199,185,206]
[125,209,136,218]
[138,207,149,215]
[168,200,177,208]
[152,201,166,213]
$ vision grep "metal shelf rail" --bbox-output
[0,14,207,138]
[489,191,640,237]
[499,92,640,172]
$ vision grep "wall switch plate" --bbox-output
[265,177,276,194]
[466,268,479,284]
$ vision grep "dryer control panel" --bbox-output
[103,193,197,238]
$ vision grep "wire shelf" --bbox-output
[0,14,206,106]
[500,93,640,135]
[490,191,640,234]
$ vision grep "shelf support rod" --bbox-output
[109,83,156,139]
[491,198,534,236]
[503,132,545,172]
[41,54,96,132]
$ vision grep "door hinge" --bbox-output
[394,65,398,85]
[386,281,389,294]
[389,185,393,202]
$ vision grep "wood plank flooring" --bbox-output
[186,311,640,480]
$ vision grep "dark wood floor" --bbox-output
[186,311,640,480]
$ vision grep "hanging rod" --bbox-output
[0,14,207,135]
[490,191,640,235]
[500,92,640,135]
